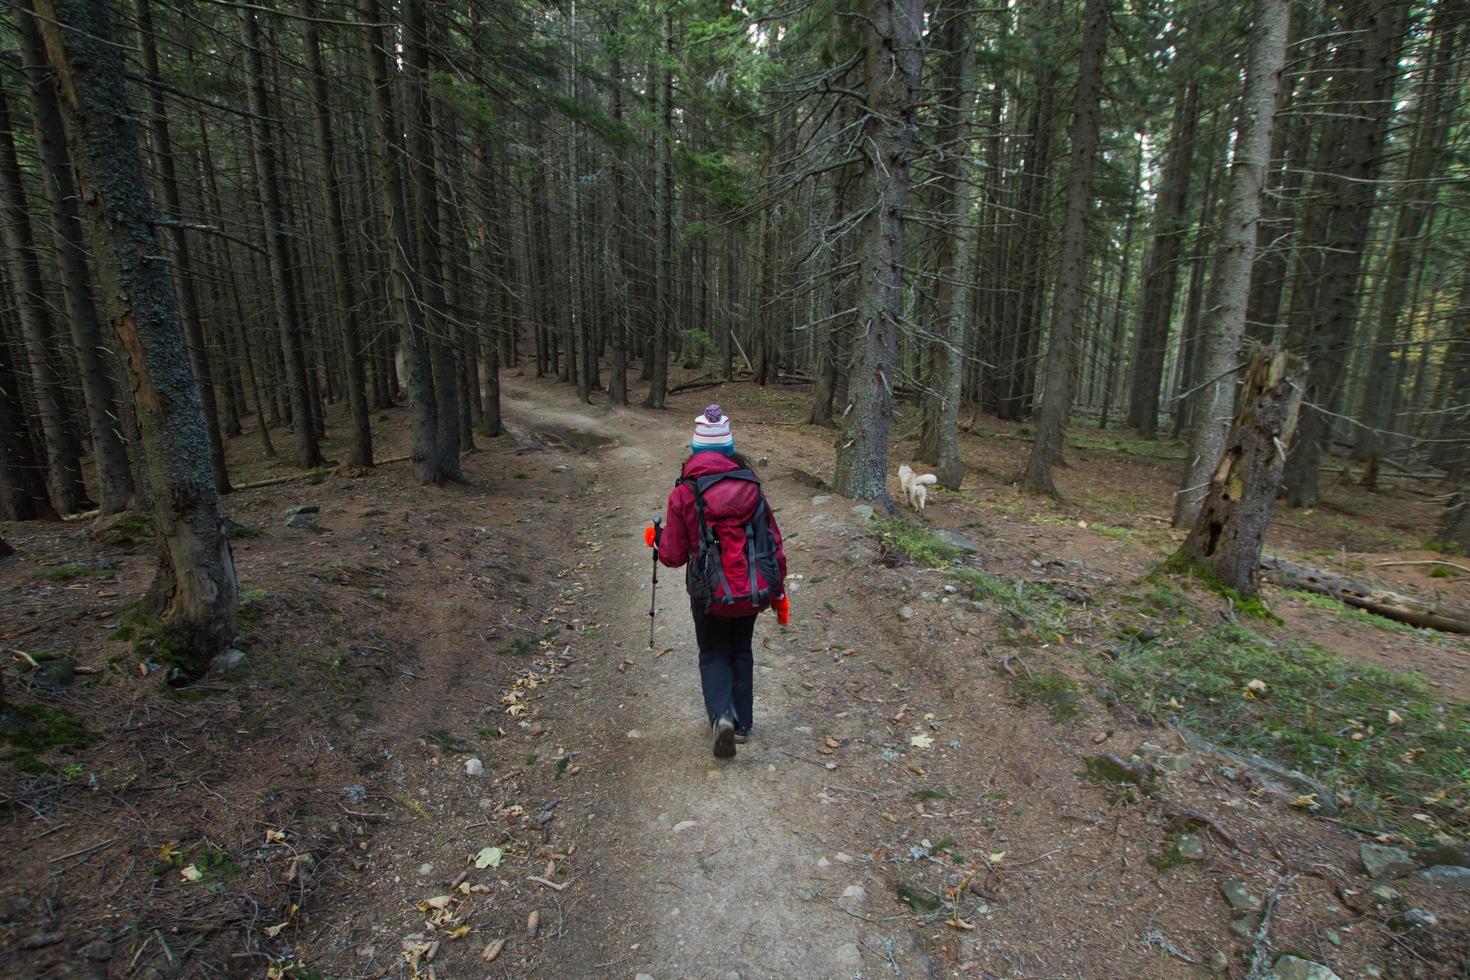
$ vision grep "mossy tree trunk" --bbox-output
[34,0,238,670]
[1176,349,1303,596]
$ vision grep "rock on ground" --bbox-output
[1267,954,1342,980]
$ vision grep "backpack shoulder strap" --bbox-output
[693,468,760,494]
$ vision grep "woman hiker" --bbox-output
[646,405,789,758]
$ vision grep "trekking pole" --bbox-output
[647,516,662,650]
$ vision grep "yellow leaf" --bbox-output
[988,851,1006,863]
[264,828,286,845]
[448,924,473,940]
[1290,793,1318,809]
[263,922,287,938]
[474,846,503,869]
[419,895,453,911]
[946,917,976,931]
[909,734,934,749]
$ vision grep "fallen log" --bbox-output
[1261,555,1470,634]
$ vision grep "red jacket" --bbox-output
[659,452,786,615]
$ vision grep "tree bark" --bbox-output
[361,0,437,483]
[918,5,976,490]
[17,0,134,513]
[137,0,230,493]
[1175,349,1303,596]
[240,0,324,471]
[1282,0,1411,507]
[300,0,373,467]
[34,0,237,669]
[1352,1,1463,481]
[0,314,57,520]
[0,86,90,514]
[833,0,923,503]
[403,0,460,480]
[1018,0,1109,497]
[607,13,630,407]
[642,8,674,410]
[1261,555,1470,634]
[1174,0,1291,527]
[1126,81,1200,437]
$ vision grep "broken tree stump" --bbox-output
[1260,555,1470,634]
[1174,349,1304,596]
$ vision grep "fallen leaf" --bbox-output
[264,829,286,845]
[1245,679,1268,694]
[910,733,935,749]
[447,924,473,940]
[482,938,506,962]
[988,851,1006,863]
[946,917,976,931]
[892,704,910,723]
[1387,709,1404,726]
[1289,793,1319,809]
[420,895,453,911]
[824,737,840,749]
[264,922,287,938]
[474,846,503,869]
[180,864,202,882]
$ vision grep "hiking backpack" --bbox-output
[679,469,783,617]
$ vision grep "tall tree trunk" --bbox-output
[918,5,976,490]
[1174,0,1291,527]
[833,0,923,502]
[35,0,237,670]
[1352,1,1463,483]
[403,0,461,480]
[1099,142,1143,430]
[17,0,134,513]
[240,1,324,470]
[643,9,673,409]
[136,0,230,493]
[608,15,630,406]
[1018,0,1109,497]
[1282,0,1411,507]
[361,0,437,483]
[300,0,373,467]
[0,317,57,520]
[1126,81,1201,437]
[0,86,91,514]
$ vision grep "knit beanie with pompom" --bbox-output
[691,404,734,456]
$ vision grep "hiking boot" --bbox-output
[712,715,737,758]
[734,728,749,745]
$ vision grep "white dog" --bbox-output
[898,464,938,516]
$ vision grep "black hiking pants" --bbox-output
[690,598,755,732]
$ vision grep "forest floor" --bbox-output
[3,367,1470,979]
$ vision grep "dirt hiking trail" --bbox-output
[6,373,1470,979]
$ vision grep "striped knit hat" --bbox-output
[691,404,734,455]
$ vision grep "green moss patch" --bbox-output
[872,517,959,568]
[43,564,115,582]
[1008,669,1082,722]
[1101,622,1470,837]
